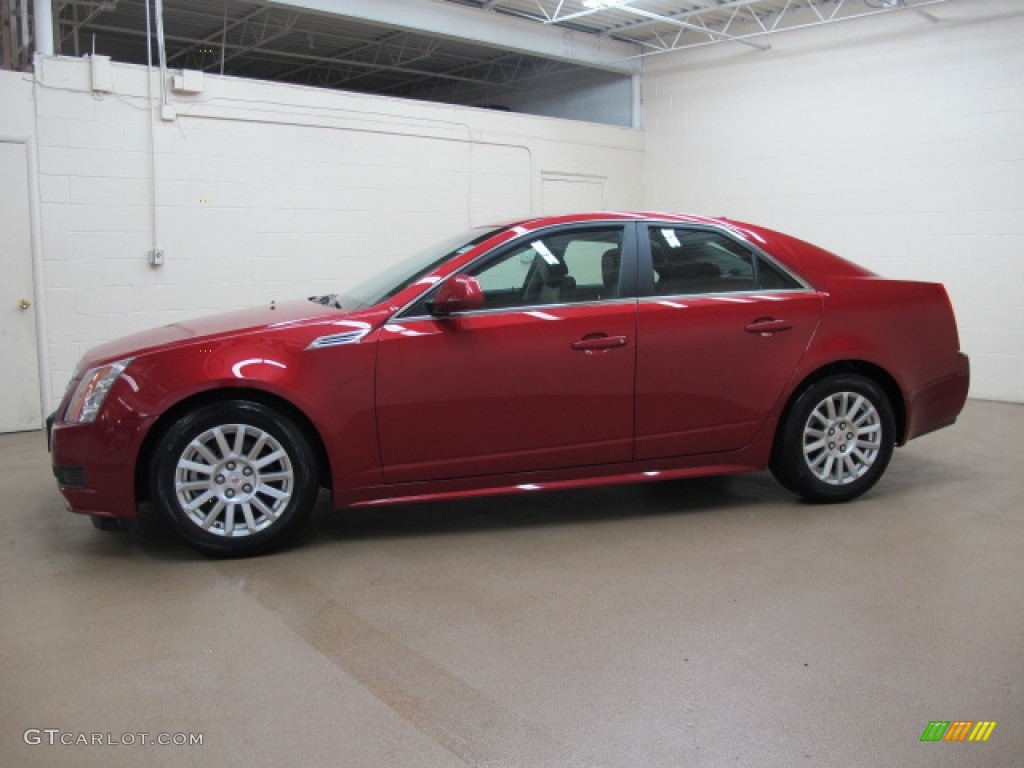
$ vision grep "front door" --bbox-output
[376,224,637,483]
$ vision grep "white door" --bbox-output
[541,176,605,215]
[0,141,42,432]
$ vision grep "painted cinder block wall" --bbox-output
[0,57,643,411]
[2,0,1021,420]
[643,0,1024,402]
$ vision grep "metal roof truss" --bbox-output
[480,0,950,56]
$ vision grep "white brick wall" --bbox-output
[0,57,643,409]
[2,0,1020,416]
[643,0,1024,402]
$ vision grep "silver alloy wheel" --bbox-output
[173,423,294,537]
[801,391,882,486]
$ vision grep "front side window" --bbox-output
[408,226,625,315]
[471,227,624,309]
[648,227,799,296]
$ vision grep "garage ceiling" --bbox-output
[3,0,950,105]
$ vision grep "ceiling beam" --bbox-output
[604,0,766,36]
[267,0,642,74]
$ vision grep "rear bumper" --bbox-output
[905,352,970,442]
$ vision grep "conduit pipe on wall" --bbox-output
[32,0,53,56]
[145,0,163,265]
[154,0,168,106]
[20,0,31,63]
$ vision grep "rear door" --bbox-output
[634,223,823,459]
[375,223,639,483]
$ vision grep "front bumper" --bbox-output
[46,413,84,486]
[49,412,142,521]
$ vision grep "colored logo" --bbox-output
[921,721,997,742]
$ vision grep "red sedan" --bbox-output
[49,213,969,555]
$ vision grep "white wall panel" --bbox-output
[644,0,1024,402]
[6,0,1019,412]
[0,58,643,410]
[542,176,605,215]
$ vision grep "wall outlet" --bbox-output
[148,249,164,266]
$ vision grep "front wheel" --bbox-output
[150,400,319,556]
[771,374,895,503]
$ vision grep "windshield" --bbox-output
[317,226,503,311]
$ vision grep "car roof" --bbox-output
[486,211,876,284]
[494,211,730,230]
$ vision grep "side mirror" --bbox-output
[427,275,485,315]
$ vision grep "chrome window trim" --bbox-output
[395,296,640,323]
[638,288,818,304]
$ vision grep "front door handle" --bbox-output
[571,334,628,352]
[745,318,791,334]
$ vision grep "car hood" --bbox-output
[81,299,342,368]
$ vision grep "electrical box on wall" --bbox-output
[90,55,113,93]
[172,70,204,94]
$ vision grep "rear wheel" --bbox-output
[150,400,318,556]
[771,374,895,503]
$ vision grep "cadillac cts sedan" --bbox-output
[49,213,970,556]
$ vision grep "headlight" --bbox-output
[64,358,135,423]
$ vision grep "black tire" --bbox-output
[149,400,318,556]
[770,374,895,503]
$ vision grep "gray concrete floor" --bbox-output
[0,400,1021,768]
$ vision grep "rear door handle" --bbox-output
[571,334,628,351]
[745,318,792,334]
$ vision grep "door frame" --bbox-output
[1,134,50,428]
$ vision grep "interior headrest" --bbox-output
[536,255,568,285]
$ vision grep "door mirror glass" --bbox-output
[427,275,485,315]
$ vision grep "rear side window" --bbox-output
[648,227,799,295]
[757,257,801,290]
